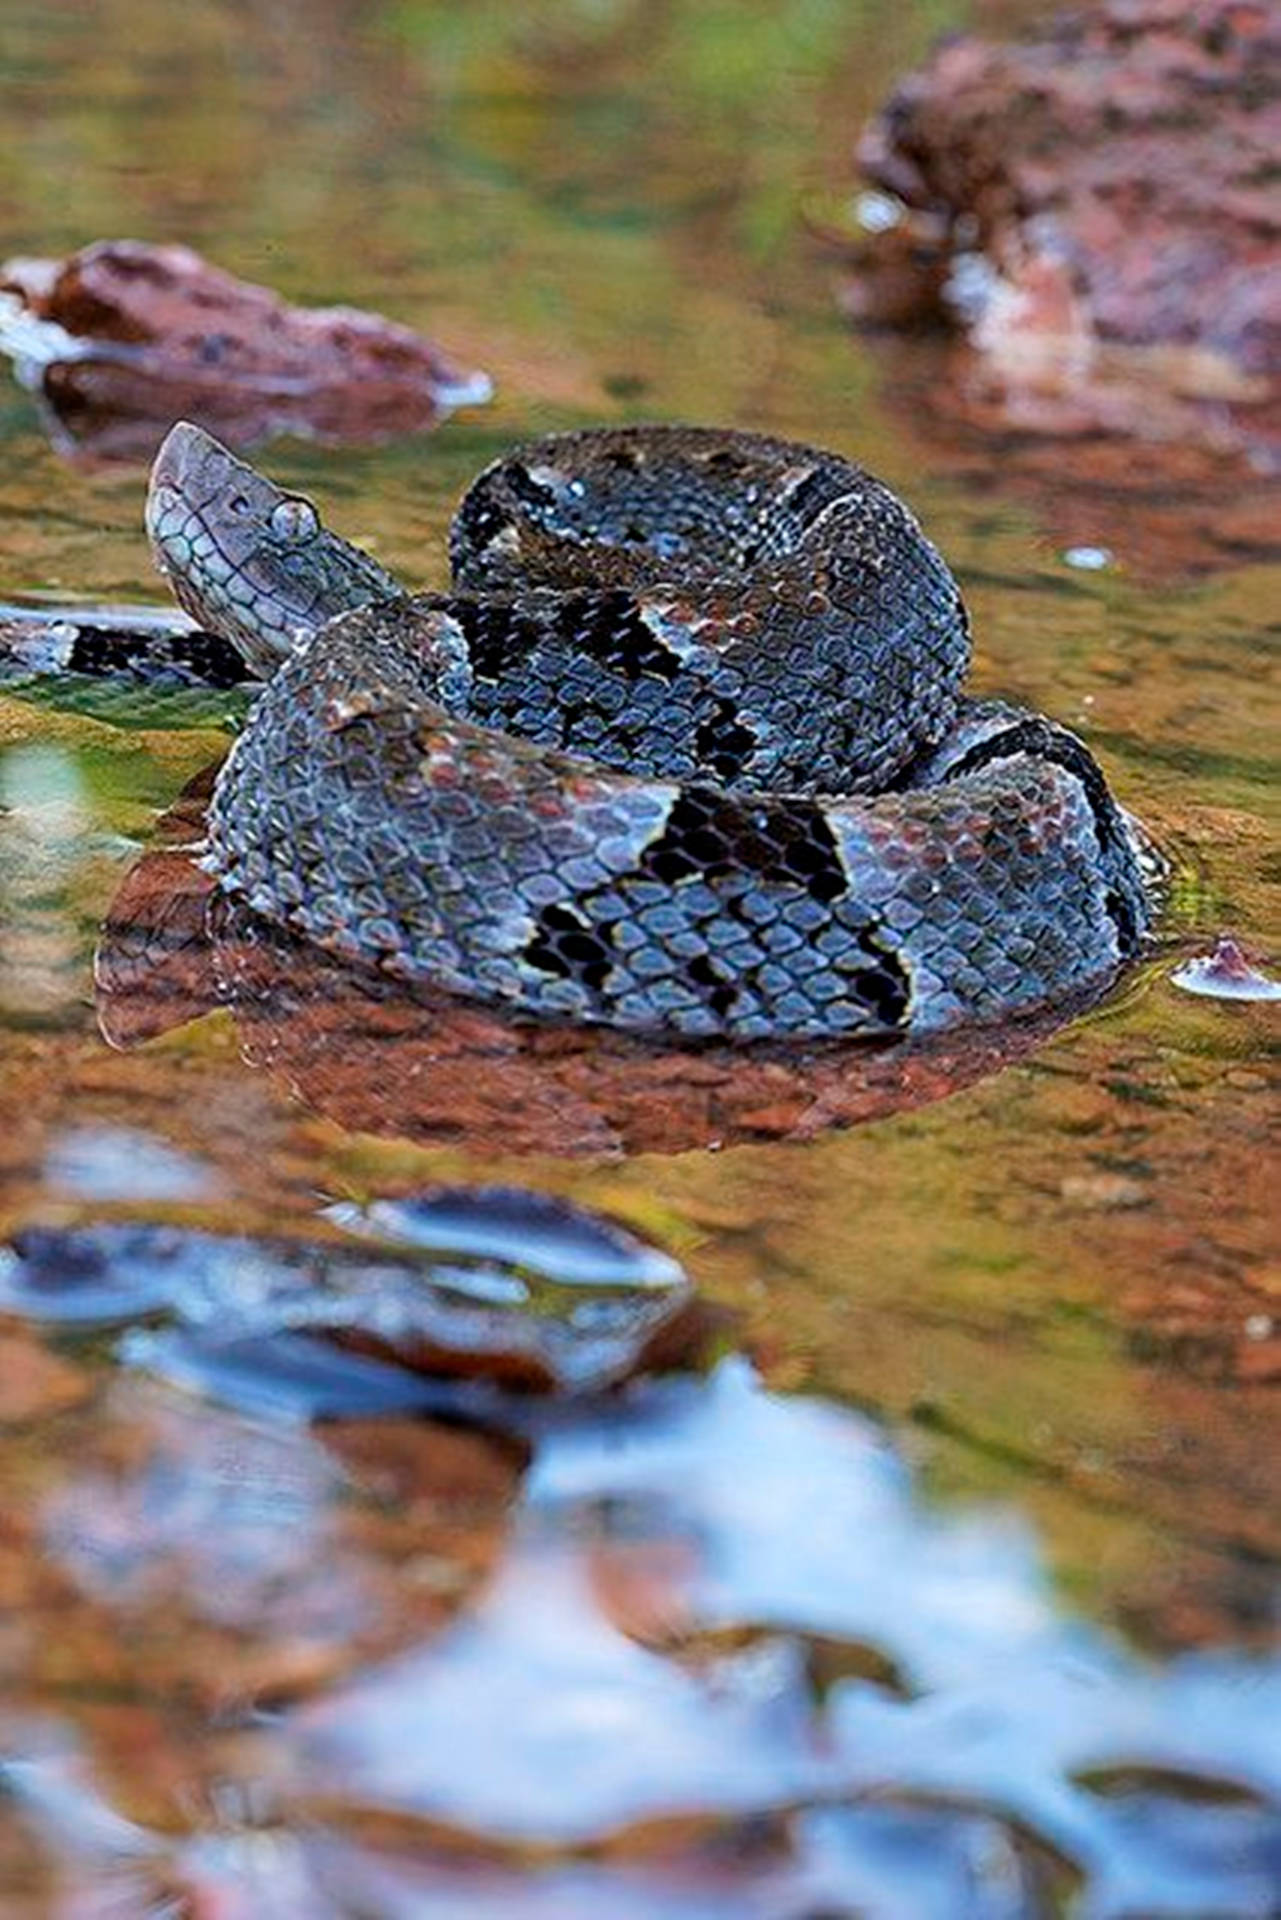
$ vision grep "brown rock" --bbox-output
[843,0,1280,463]
[0,239,491,458]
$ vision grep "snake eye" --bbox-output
[269,495,320,544]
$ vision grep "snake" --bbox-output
[144,421,1152,1042]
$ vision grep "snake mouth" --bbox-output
[149,421,193,493]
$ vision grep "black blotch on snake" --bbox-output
[524,903,616,992]
[635,788,848,904]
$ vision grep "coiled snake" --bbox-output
[145,422,1151,1041]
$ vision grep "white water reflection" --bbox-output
[291,1361,1280,1913]
[43,1123,223,1200]
[0,1351,1276,1913]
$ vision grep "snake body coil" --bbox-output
[146,423,1150,1041]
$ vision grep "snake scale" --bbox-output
[145,421,1151,1041]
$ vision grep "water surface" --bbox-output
[0,3,1277,1913]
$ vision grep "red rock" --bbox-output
[842,0,1280,461]
[0,239,491,458]
[1235,1336,1281,1384]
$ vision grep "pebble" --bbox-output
[1058,1173,1148,1211]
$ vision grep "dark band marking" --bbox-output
[1104,886,1141,954]
[700,447,749,475]
[846,942,910,1027]
[636,787,848,903]
[453,592,684,687]
[450,487,509,554]
[501,461,559,512]
[694,702,759,783]
[66,626,248,688]
[524,902,615,992]
[563,592,682,682]
[947,717,1124,855]
[451,601,546,682]
[781,463,854,529]
[685,952,739,1019]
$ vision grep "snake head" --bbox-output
[145,421,402,678]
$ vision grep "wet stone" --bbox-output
[1172,938,1281,1003]
[0,1189,705,1405]
[1059,1173,1150,1212]
[0,238,492,457]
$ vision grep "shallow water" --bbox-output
[0,2,1278,1914]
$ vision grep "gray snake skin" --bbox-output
[145,422,1151,1041]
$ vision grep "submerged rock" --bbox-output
[0,1332,91,1425]
[0,239,492,458]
